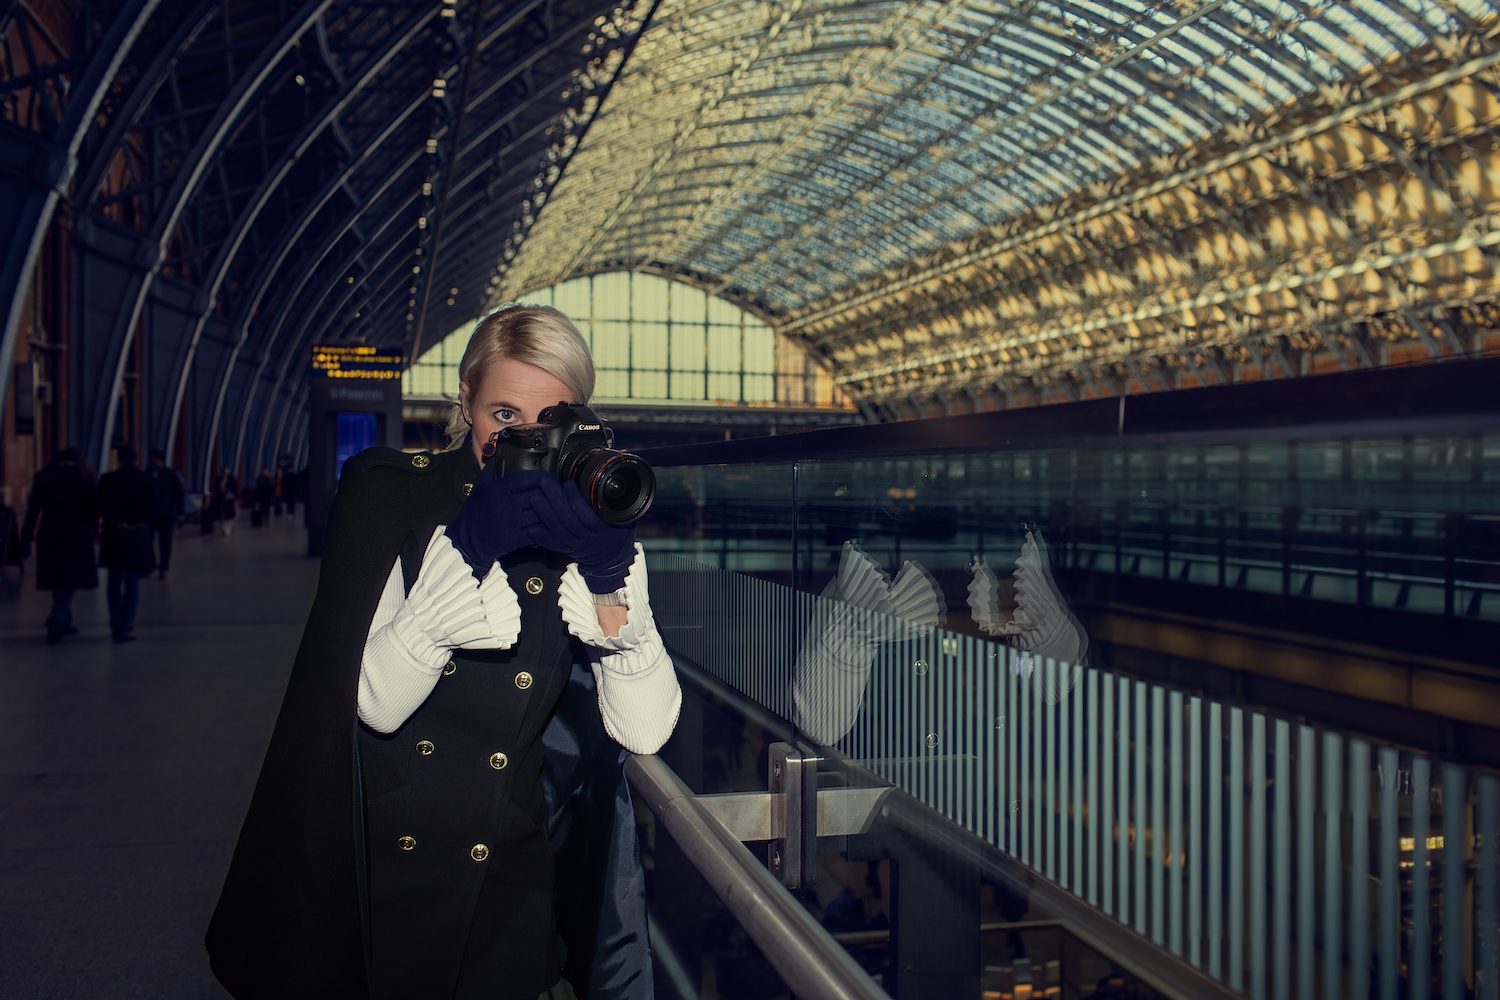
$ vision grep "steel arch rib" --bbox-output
[233,184,421,477]
[203,0,577,481]
[160,5,440,463]
[90,0,337,471]
[73,0,220,209]
[0,0,165,422]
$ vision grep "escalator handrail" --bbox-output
[625,753,891,1000]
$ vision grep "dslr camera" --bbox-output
[483,402,655,525]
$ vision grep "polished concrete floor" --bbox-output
[0,514,317,999]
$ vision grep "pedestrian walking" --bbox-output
[254,469,273,527]
[146,448,185,579]
[212,468,238,537]
[20,447,99,642]
[98,444,156,642]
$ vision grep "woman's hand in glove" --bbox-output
[520,475,636,593]
[444,469,550,578]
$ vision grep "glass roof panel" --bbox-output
[503,0,1452,315]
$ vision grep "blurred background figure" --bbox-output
[210,467,238,537]
[793,541,946,746]
[146,448,184,580]
[98,444,155,642]
[21,447,98,643]
[253,469,272,528]
[968,526,1090,704]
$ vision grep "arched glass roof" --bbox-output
[503,0,1488,316]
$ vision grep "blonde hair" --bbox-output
[445,304,595,447]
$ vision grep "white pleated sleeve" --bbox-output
[556,543,681,755]
[357,528,522,733]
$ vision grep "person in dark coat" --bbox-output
[21,447,99,642]
[254,470,273,527]
[206,305,679,1000]
[146,448,185,579]
[98,444,156,641]
[211,467,238,536]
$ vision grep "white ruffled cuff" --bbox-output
[557,543,656,660]
[388,530,523,665]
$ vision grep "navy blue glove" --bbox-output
[445,469,550,578]
[520,475,636,593]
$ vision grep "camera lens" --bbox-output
[576,451,655,525]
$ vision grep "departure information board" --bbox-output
[310,345,404,380]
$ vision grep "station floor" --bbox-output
[0,514,317,999]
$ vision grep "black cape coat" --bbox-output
[22,460,98,591]
[206,442,653,1000]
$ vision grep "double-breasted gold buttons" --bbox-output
[411,454,430,468]
[524,576,544,595]
[461,482,473,497]
[443,660,456,676]
[398,836,416,851]
[471,844,489,862]
[514,671,533,690]
[489,752,508,770]
[416,740,435,755]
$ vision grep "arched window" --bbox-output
[404,272,850,409]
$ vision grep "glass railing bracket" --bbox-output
[692,747,895,890]
[769,742,820,889]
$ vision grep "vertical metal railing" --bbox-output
[647,552,1500,1000]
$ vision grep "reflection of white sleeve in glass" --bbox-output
[793,541,945,746]
[968,528,1089,704]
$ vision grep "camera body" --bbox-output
[484,402,655,525]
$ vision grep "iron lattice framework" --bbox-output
[1,0,651,483]
[503,0,1500,420]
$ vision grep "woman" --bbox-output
[207,305,681,1000]
[21,447,99,642]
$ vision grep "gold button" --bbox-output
[443,660,456,676]
[489,752,508,770]
[417,740,435,755]
[461,482,473,497]
[514,671,533,690]
[471,844,489,862]
[524,576,543,595]
[411,454,430,468]
[398,836,416,851]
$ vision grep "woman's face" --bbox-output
[461,358,574,466]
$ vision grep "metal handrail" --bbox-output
[624,753,890,1000]
[666,655,1240,1000]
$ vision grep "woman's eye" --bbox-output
[495,408,516,423]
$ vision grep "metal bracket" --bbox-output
[768,742,818,889]
[692,742,894,890]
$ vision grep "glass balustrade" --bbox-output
[635,430,1500,1000]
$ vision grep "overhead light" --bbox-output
[450,287,458,294]
[447,298,455,306]
[417,216,427,229]
[413,266,421,274]
[347,276,354,283]
[441,0,456,15]
[422,182,433,196]
[425,138,438,154]
[295,74,306,86]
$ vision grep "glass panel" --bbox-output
[634,427,1500,999]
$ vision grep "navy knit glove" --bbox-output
[520,475,636,593]
[444,470,550,578]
